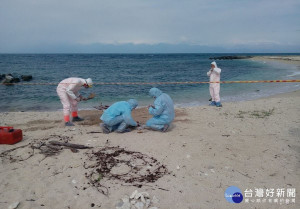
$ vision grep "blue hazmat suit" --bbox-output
[100,99,138,132]
[146,88,175,131]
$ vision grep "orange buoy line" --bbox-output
[0,79,300,86]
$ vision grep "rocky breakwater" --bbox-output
[1,74,33,85]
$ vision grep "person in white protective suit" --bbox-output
[56,77,93,126]
[207,61,222,107]
[145,88,175,132]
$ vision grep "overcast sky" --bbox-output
[0,0,300,53]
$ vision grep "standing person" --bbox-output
[100,99,138,134]
[207,61,222,107]
[57,77,93,126]
[146,87,175,132]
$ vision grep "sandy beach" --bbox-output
[1,56,300,209]
[0,88,299,209]
[251,55,300,66]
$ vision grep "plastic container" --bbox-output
[0,126,23,145]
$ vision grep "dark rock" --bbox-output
[2,75,14,84]
[1,74,20,84]
[12,77,21,83]
[21,75,33,81]
[209,55,253,60]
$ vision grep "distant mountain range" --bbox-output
[1,43,299,53]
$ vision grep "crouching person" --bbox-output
[146,88,175,132]
[100,99,138,133]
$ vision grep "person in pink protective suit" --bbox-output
[56,77,93,126]
[207,61,222,107]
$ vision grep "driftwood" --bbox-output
[87,131,102,134]
[48,141,92,149]
[0,135,85,163]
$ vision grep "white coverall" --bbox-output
[56,77,86,118]
[207,62,221,102]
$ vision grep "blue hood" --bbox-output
[127,99,138,110]
[149,88,162,98]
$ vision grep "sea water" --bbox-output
[0,53,299,112]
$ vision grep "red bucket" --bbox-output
[0,126,23,145]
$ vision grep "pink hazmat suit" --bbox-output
[207,61,221,102]
[56,77,86,122]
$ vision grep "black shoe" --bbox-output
[73,116,84,122]
[65,122,75,126]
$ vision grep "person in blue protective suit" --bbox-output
[100,99,138,134]
[146,88,175,132]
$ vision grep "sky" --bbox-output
[0,0,300,53]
